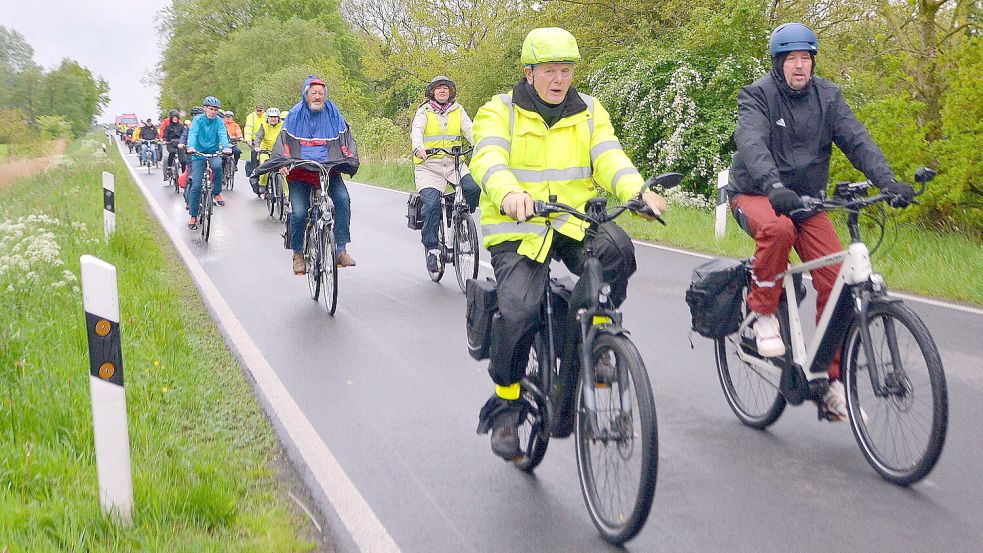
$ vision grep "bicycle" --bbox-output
[713,168,947,486]
[141,140,160,173]
[164,142,182,193]
[191,152,228,243]
[418,146,479,292]
[501,173,680,544]
[223,139,239,191]
[256,149,287,221]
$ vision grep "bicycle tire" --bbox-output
[226,160,235,191]
[428,211,446,282]
[515,333,551,472]
[320,223,338,315]
[843,301,947,486]
[575,333,658,544]
[452,213,479,293]
[275,176,286,222]
[714,289,786,428]
[305,222,320,300]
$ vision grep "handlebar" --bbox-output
[424,146,472,157]
[187,151,230,158]
[796,167,934,214]
[524,172,684,227]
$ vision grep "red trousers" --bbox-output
[731,194,843,379]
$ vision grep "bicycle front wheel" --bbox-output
[200,186,213,242]
[715,290,786,428]
[576,333,658,544]
[320,223,338,315]
[452,213,479,293]
[305,223,320,300]
[843,301,947,486]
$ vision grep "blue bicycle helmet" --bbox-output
[769,23,818,58]
[203,95,221,107]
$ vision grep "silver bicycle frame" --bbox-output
[732,242,874,381]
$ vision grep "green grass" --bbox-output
[0,136,316,551]
[0,143,7,158]
[355,159,983,306]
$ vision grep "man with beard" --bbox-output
[273,75,360,274]
[726,22,915,420]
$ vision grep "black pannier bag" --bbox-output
[685,258,748,338]
[466,278,499,360]
[406,193,424,230]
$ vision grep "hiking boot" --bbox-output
[426,249,439,272]
[753,313,785,357]
[490,425,521,460]
[292,252,306,275]
[337,251,356,268]
[822,380,849,422]
[213,194,225,207]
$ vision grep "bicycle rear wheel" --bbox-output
[226,160,235,190]
[266,174,277,217]
[305,222,320,300]
[320,222,338,315]
[575,333,657,544]
[452,213,479,293]
[428,212,446,282]
[515,333,551,472]
[843,301,947,486]
[714,290,786,428]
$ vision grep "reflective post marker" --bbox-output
[81,255,133,525]
[714,169,729,239]
[103,172,116,238]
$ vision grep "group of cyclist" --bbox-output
[125,23,916,461]
[400,25,915,459]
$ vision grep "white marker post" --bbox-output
[102,172,115,238]
[81,255,133,525]
[714,169,730,238]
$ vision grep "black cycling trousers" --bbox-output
[486,223,636,387]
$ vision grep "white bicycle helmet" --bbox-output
[265,107,281,117]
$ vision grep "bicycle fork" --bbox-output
[853,286,907,398]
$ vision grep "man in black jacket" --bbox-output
[162,110,186,179]
[727,22,914,421]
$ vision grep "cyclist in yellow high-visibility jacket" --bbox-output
[470,27,668,460]
[250,107,285,195]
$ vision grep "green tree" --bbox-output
[34,59,110,135]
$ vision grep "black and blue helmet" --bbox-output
[769,23,818,58]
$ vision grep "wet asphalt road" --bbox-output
[125,148,983,553]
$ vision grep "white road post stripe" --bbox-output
[103,171,116,238]
[81,255,134,525]
[714,169,729,238]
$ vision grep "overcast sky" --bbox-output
[1,0,171,123]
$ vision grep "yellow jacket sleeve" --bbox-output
[470,96,523,210]
[589,101,645,203]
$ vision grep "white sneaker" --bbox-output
[753,314,785,357]
[823,380,849,422]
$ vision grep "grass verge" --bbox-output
[355,159,983,306]
[0,135,316,551]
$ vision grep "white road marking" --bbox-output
[120,144,401,552]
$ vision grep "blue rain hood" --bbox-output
[283,75,348,163]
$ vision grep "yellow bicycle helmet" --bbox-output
[520,27,581,66]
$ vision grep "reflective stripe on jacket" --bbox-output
[414,108,463,165]
[470,82,645,262]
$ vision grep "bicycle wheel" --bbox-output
[266,174,277,217]
[275,177,287,222]
[320,222,338,315]
[842,301,947,486]
[452,213,479,293]
[305,222,320,300]
[428,211,446,282]
[227,160,235,190]
[714,289,786,428]
[515,333,551,472]
[575,333,658,544]
[200,183,213,242]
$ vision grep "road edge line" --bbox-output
[118,142,401,553]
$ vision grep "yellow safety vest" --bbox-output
[257,121,283,151]
[470,91,645,262]
[415,107,464,165]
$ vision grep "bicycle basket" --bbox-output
[685,258,748,338]
[406,194,424,230]
[466,278,499,360]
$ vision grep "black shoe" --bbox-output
[490,425,521,460]
[426,252,439,272]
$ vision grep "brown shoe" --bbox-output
[336,251,356,268]
[292,252,306,275]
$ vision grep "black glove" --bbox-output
[879,180,915,208]
[767,184,802,216]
